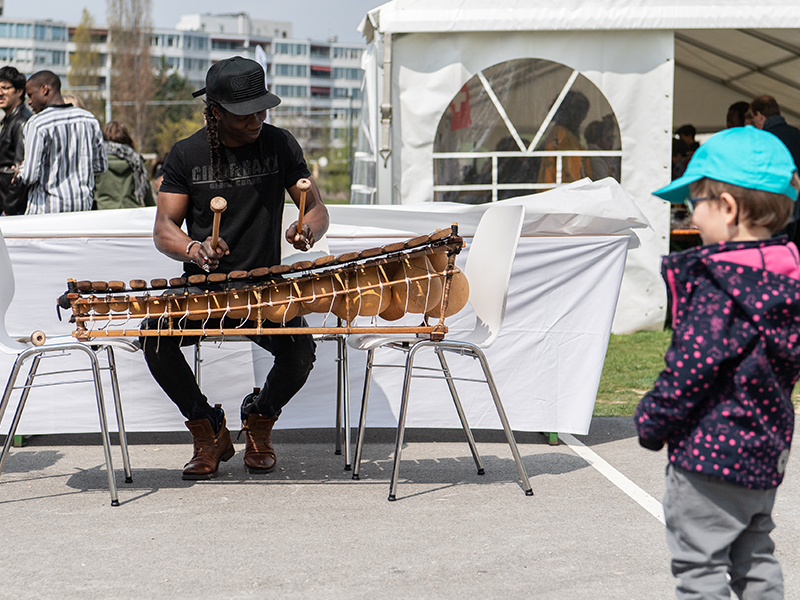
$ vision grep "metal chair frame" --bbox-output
[348,204,533,500]
[0,227,137,506]
[0,341,134,506]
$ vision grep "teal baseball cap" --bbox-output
[654,125,798,203]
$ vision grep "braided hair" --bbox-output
[204,99,228,182]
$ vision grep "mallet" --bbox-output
[17,331,46,346]
[210,196,227,251]
[296,178,311,250]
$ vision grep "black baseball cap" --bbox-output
[192,56,281,115]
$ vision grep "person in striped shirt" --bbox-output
[15,70,106,214]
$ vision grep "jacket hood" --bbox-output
[664,237,800,361]
[106,154,132,176]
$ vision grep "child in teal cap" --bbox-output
[635,125,800,599]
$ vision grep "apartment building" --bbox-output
[173,13,364,154]
[0,17,68,80]
[0,10,363,154]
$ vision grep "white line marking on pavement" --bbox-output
[560,433,665,524]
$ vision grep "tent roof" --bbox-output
[675,28,800,126]
[362,1,800,36]
[360,1,800,130]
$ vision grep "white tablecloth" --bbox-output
[0,181,645,436]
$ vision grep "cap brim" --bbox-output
[220,92,281,115]
[652,171,704,203]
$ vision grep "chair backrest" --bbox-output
[0,226,20,351]
[461,204,525,348]
[280,203,331,264]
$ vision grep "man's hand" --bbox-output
[187,236,230,271]
[285,221,315,251]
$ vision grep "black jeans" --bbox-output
[141,315,316,423]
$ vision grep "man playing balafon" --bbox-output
[143,57,329,480]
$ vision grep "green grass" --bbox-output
[594,330,671,417]
[595,329,800,417]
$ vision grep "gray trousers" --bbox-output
[663,464,783,600]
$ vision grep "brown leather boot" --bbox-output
[241,414,278,473]
[182,411,235,480]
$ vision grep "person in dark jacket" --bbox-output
[751,95,800,244]
[0,66,31,215]
[636,126,800,600]
[93,120,154,210]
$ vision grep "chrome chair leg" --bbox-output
[0,354,42,477]
[388,344,419,501]
[339,337,352,470]
[473,347,533,496]
[105,347,132,484]
[335,341,343,456]
[434,345,484,474]
[83,346,120,506]
[351,348,374,480]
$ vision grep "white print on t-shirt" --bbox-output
[190,154,279,188]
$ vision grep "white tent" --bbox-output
[353,0,800,333]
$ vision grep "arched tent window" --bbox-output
[433,58,622,204]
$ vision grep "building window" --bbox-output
[275,85,308,98]
[333,47,363,60]
[333,67,363,81]
[310,46,330,59]
[310,65,331,79]
[433,57,622,204]
[274,64,308,77]
[275,42,307,56]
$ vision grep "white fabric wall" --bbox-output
[383,30,673,332]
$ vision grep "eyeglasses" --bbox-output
[683,195,715,215]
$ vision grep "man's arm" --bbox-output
[91,121,107,174]
[16,120,41,185]
[154,191,229,271]
[285,175,329,250]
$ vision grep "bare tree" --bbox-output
[106,0,154,149]
[67,9,105,120]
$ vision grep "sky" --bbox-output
[3,0,384,43]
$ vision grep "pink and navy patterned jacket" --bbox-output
[635,237,800,489]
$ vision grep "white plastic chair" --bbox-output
[193,207,352,468]
[0,227,139,506]
[348,204,533,500]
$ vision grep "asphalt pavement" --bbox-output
[1,418,798,600]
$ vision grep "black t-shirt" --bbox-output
[160,124,310,276]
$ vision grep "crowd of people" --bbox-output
[0,67,162,216]
[674,95,800,246]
